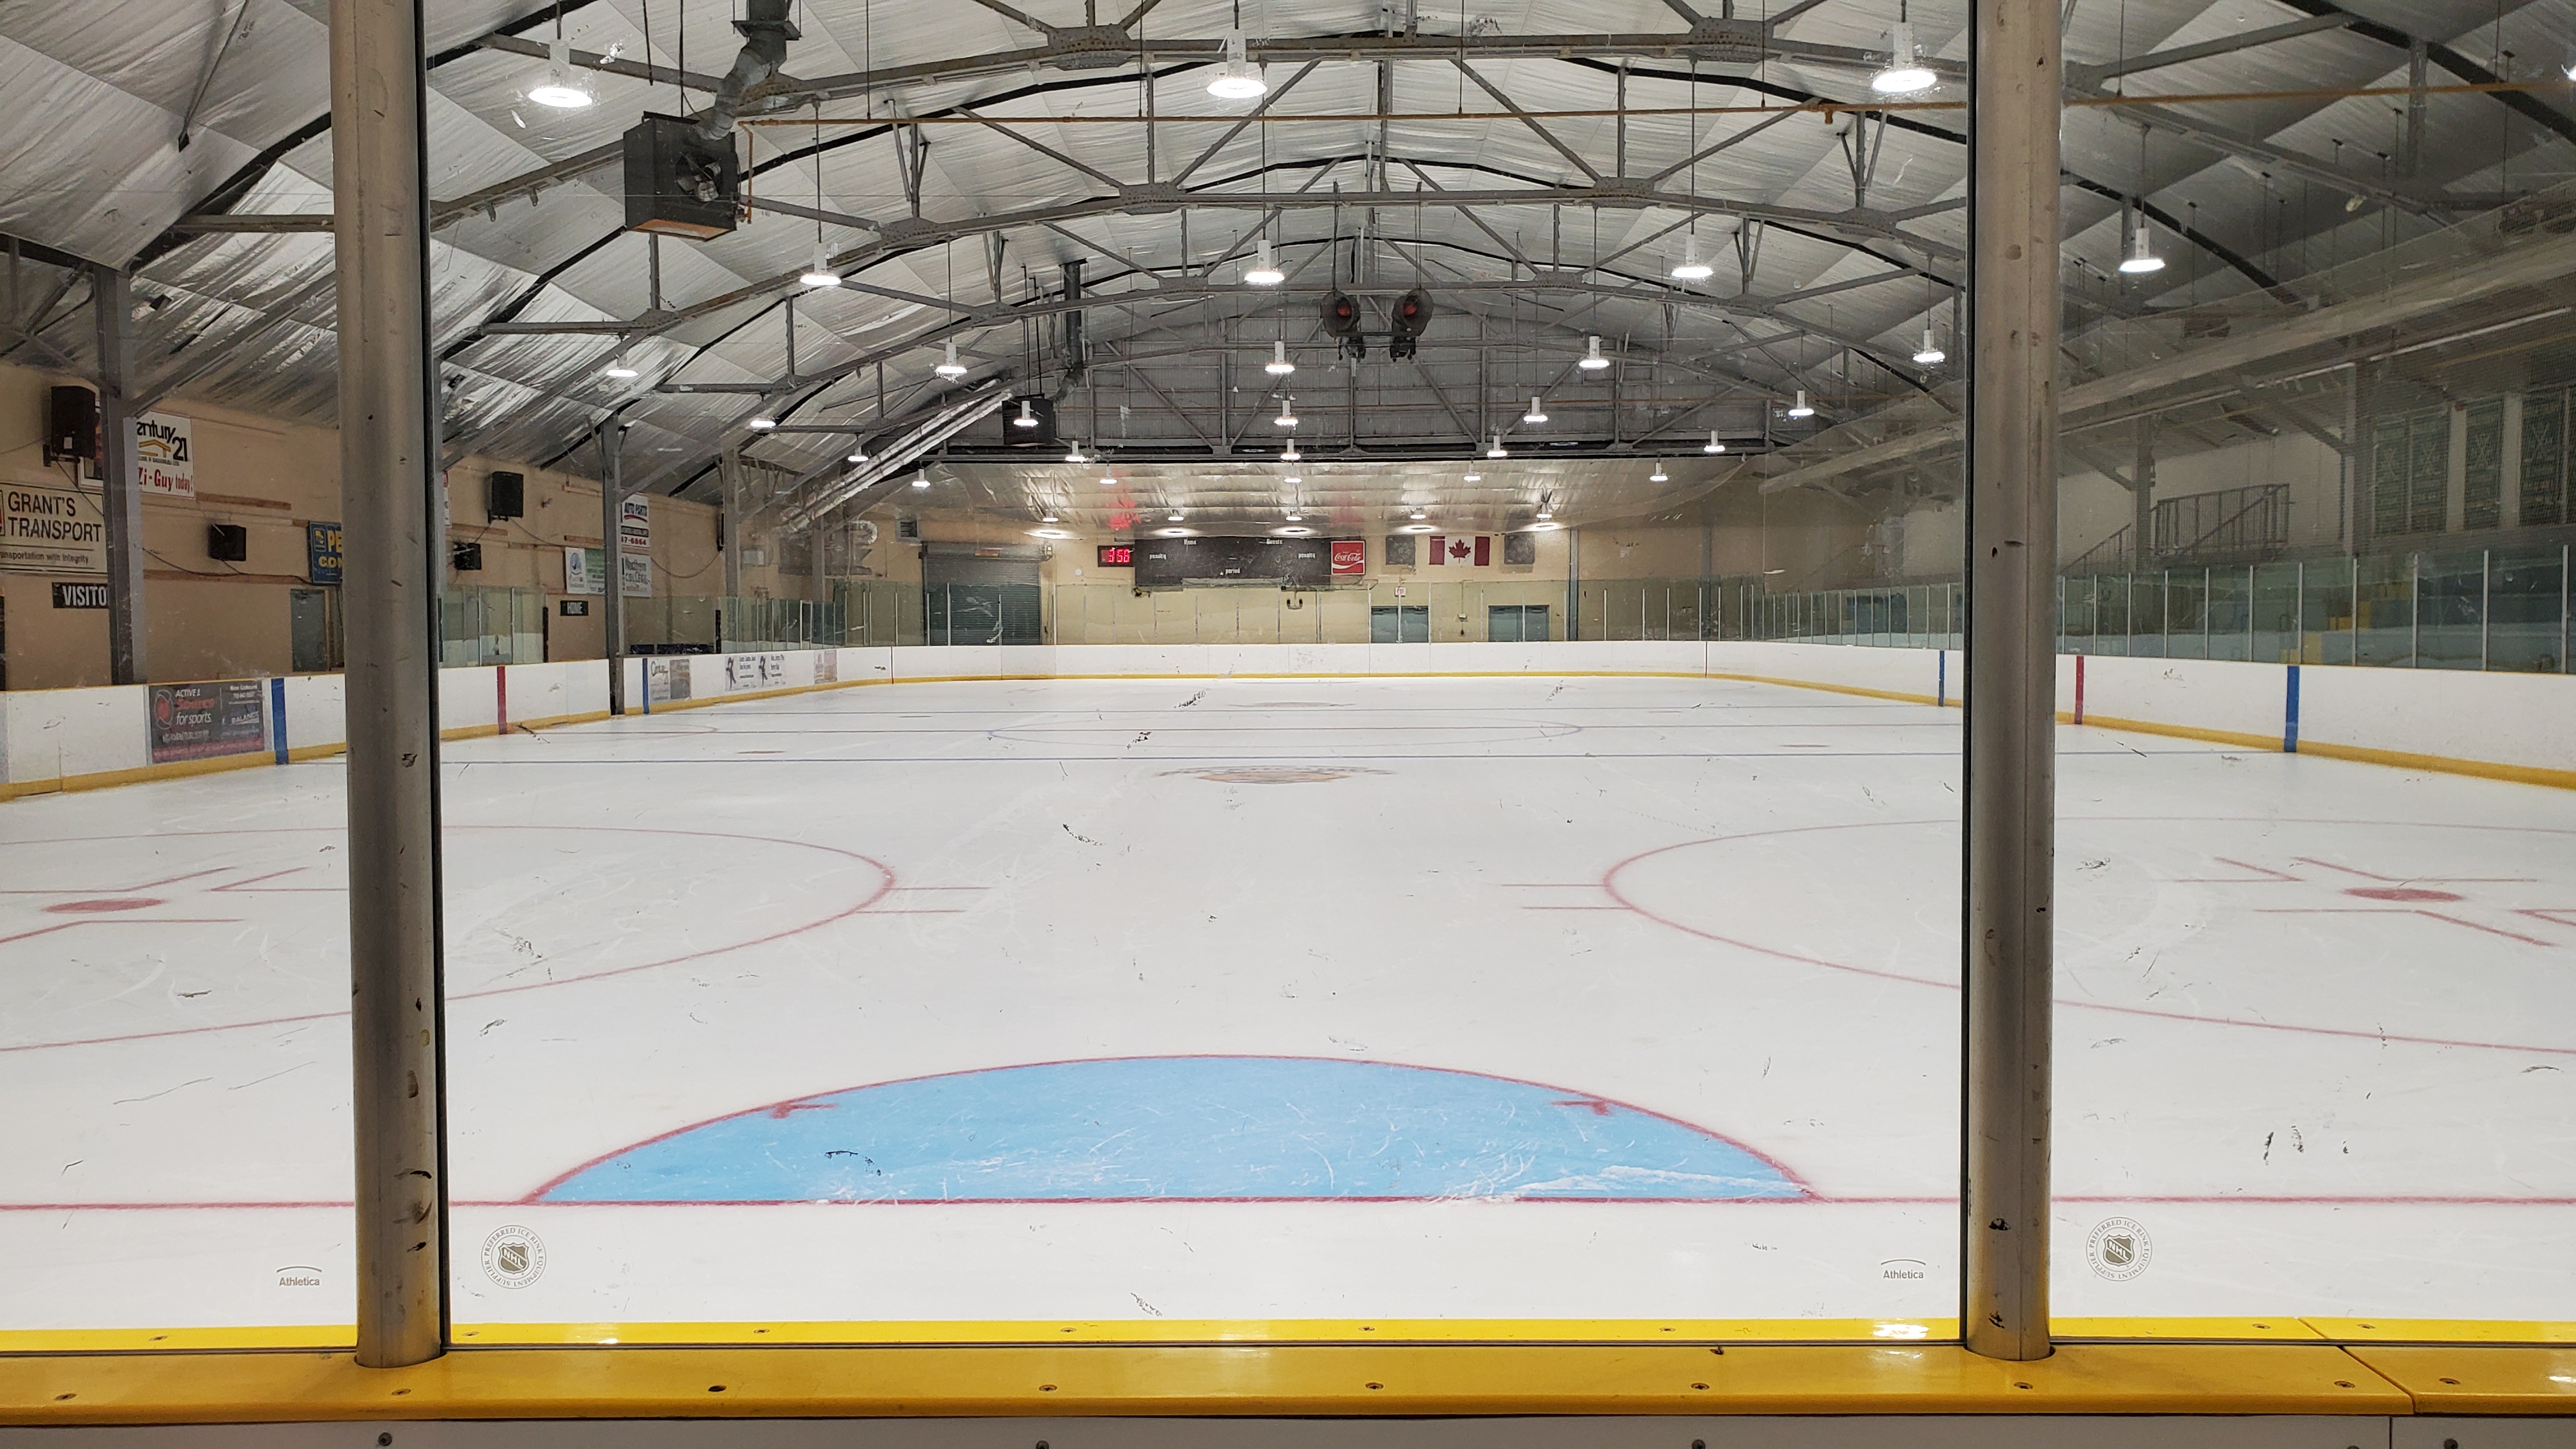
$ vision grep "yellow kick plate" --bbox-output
[0,1342,2408,1424]
[2343,1346,2576,1414]
[2307,1318,2576,1344]
[451,1317,1956,1347]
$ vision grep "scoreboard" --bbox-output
[1097,543,1134,567]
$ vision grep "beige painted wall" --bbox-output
[0,363,720,690]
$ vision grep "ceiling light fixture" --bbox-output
[526,37,595,109]
[1158,526,1193,537]
[799,247,841,288]
[911,473,930,489]
[747,415,777,431]
[1487,436,1508,459]
[1285,510,1303,521]
[1065,441,1088,463]
[1275,525,1315,536]
[1265,341,1295,375]
[1100,467,1119,486]
[1281,443,1302,461]
[1206,29,1268,99]
[1787,390,1815,419]
[1032,527,1073,539]
[1462,468,1482,482]
[935,341,968,379]
[2120,227,2165,275]
[1913,329,1946,365]
[1042,514,1059,523]
[1244,239,1285,286]
[1650,462,1669,482]
[1410,510,1427,520]
[1704,430,1727,454]
[602,359,640,379]
[1522,395,1549,424]
[1671,237,1714,282]
[1169,512,1186,522]
[1274,396,1299,427]
[1579,335,1611,371]
[847,449,869,464]
[1871,19,1937,96]
[1013,399,1039,428]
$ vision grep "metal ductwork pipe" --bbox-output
[693,0,799,142]
[784,385,1011,528]
[1061,260,1085,387]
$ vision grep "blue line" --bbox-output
[2284,663,2301,755]
[269,677,289,765]
[1936,651,1946,709]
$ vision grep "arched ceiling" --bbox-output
[0,0,2570,530]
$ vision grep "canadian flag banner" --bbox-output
[1426,534,1492,567]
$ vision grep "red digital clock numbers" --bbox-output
[1098,544,1135,567]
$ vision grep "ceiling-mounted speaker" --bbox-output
[1389,288,1434,360]
[1319,291,1365,361]
[623,113,740,239]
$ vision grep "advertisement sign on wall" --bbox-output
[1,480,107,575]
[306,521,343,584]
[147,680,268,763]
[645,657,691,705]
[618,496,650,552]
[564,546,654,597]
[723,652,787,692]
[133,412,193,496]
[1329,539,1366,576]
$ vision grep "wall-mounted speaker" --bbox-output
[45,386,97,467]
[206,523,248,562]
[487,470,525,520]
[451,541,485,572]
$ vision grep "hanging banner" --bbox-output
[133,412,194,497]
[1,480,107,574]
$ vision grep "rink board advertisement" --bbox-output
[147,680,268,763]
[1,480,106,574]
[723,652,788,692]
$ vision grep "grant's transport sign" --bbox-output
[1,480,107,574]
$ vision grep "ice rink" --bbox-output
[4,671,2571,1336]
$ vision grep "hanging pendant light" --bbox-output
[1522,395,1549,424]
[935,341,968,378]
[1274,395,1299,428]
[1787,390,1814,419]
[1463,466,1482,482]
[1013,399,1039,428]
[747,415,777,431]
[799,246,841,288]
[1871,20,1937,95]
[527,36,595,109]
[1281,442,1302,461]
[847,447,870,464]
[1206,29,1268,99]
[1671,236,1714,282]
[1913,328,1946,365]
[1487,436,1508,459]
[2120,226,2166,275]
[1579,335,1611,371]
[602,357,640,379]
[1244,239,1285,286]
[911,472,931,489]
[1703,431,1726,454]
[1064,440,1088,463]
[1650,461,1670,482]
[1265,341,1295,375]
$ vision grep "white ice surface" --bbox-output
[1,673,2570,1330]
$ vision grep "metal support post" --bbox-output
[92,264,146,684]
[331,0,446,1369]
[602,424,627,714]
[1962,0,2059,1364]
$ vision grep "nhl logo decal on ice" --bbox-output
[2087,1217,2152,1281]
[480,1225,547,1289]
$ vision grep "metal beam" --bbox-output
[331,0,447,1370]
[92,264,145,686]
[2066,12,2350,86]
